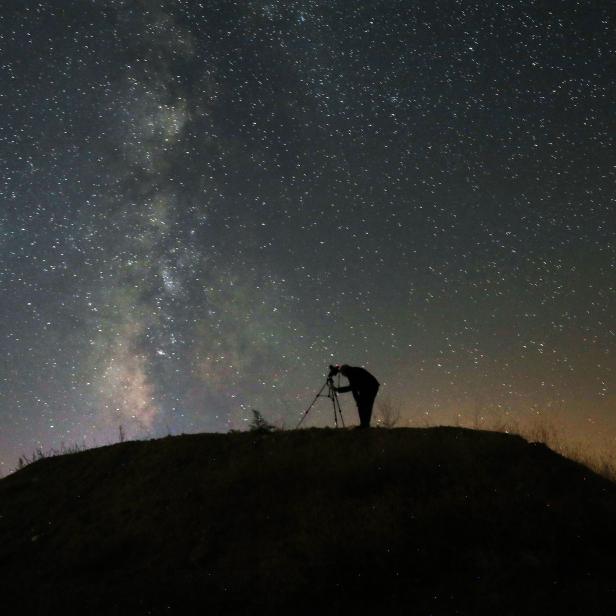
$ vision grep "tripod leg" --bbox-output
[334,392,345,428]
[296,381,329,429]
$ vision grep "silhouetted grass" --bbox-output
[16,441,87,470]
[2,427,616,615]
[459,411,616,483]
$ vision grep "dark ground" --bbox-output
[1,427,615,615]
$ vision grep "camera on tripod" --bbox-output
[296,365,345,429]
[327,364,340,381]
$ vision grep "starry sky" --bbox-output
[1,0,614,472]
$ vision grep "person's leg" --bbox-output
[352,391,364,427]
[358,394,372,428]
[363,387,378,427]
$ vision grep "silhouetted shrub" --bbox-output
[248,409,277,433]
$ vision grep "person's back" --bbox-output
[341,366,380,392]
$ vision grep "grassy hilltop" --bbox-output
[1,427,616,615]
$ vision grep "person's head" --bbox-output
[339,364,350,376]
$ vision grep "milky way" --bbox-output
[1,1,614,471]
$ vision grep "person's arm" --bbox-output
[335,385,352,393]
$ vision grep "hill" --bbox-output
[1,427,615,615]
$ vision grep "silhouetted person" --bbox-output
[330,364,379,428]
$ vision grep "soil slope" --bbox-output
[1,427,615,615]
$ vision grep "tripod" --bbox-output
[296,377,345,429]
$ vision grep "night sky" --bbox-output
[1,1,614,472]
